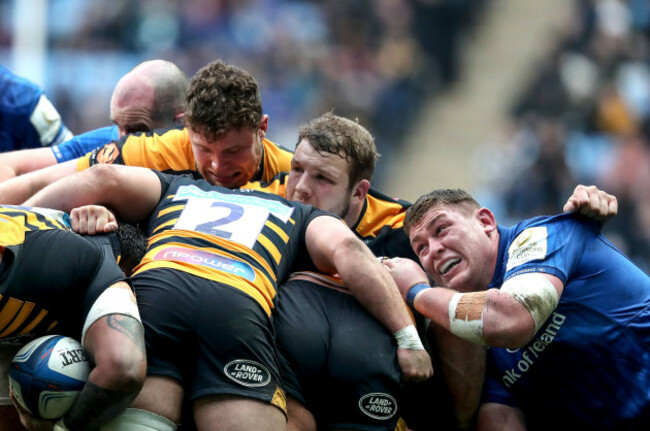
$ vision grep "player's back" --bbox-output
[0,206,125,338]
[134,173,325,315]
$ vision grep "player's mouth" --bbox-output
[438,257,461,276]
[211,171,240,186]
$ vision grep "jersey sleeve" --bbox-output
[29,94,73,147]
[503,215,600,284]
[52,126,118,163]
[76,128,194,173]
[291,207,342,273]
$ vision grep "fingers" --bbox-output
[564,185,618,221]
[397,349,434,383]
[70,205,118,235]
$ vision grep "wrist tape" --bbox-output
[393,325,425,350]
[406,283,431,309]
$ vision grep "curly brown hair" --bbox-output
[297,112,378,188]
[185,60,262,141]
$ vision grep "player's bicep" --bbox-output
[82,281,143,349]
[93,164,162,222]
[304,214,354,274]
[484,272,563,347]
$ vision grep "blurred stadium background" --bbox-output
[1,0,648,272]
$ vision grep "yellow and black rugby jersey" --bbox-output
[244,176,417,261]
[0,206,128,339]
[241,172,288,196]
[76,127,294,183]
[352,188,418,261]
[0,205,72,246]
[133,171,333,315]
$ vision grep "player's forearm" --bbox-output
[411,287,536,348]
[24,169,101,212]
[334,238,413,332]
[0,159,77,204]
[61,380,139,430]
[0,148,58,182]
[0,154,19,181]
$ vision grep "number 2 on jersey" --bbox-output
[174,197,269,249]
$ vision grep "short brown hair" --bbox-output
[297,112,378,188]
[404,189,480,236]
[185,60,262,141]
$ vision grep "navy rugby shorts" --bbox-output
[133,267,286,414]
[275,278,402,430]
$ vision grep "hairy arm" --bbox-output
[24,164,161,223]
[305,215,433,381]
[0,147,58,181]
[0,159,77,204]
[306,216,416,333]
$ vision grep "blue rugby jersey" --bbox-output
[0,65,72,151]
[52,125,118,163]
[484,213,650,430]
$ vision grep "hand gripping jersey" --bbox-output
[133,172,331,315]
[484,213,650,430]
[0,65,73,151]
[0,206,129,340]
[76,127,294,182]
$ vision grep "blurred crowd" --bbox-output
[0,0,488,186]
[477,0,650,273]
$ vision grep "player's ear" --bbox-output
[258,115,269,139]
[352,179,370,203]
[477,207,497,234]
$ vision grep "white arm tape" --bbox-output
[448,292,486,345]
[393,325,425,350]
[102,408,177,431]
[82,284,142,346]
[54,419,69,430]
[500,273,559,333]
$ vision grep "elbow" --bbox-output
[86,163,121,188]
[483,326,534,349]
[92,351,146,395]
[332,235,367,261]
[482,289,536,349]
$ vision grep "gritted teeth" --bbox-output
[440,258,461,275]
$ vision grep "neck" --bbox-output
[344,199,365,227]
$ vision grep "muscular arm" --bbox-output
[407,275,563,348]
[0,147,58,181]
[0,159,77,204]
[305,215,433,381]
[64,292,146,430]
[384,259,564,348]
[306,216,416,334]
[24,164,162,223]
